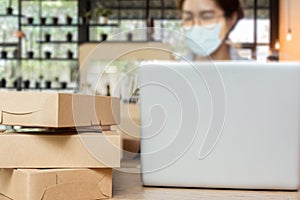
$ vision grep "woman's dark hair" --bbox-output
[177,0,244,21]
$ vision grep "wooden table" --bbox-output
[0,159,299,200]
[112,160,300,200]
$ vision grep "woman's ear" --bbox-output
[227,12,238,31]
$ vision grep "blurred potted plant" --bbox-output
[45,32,51,42]
[52,15,59,25]
[44,67,53,89]
[66,14,73,25]
[67,49,73,59]
[1,31,7,59]
[66,31,72,42]
[6,0,13,15]
[100,31,108,41]
[45,50,52,59]
[27,16,34,25]
[36,74,43,88]
[40,16,47,25]
[0,78,7,88]
[93,3,112,24]
[26,31,34,59]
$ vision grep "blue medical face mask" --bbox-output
[183,23,223,57]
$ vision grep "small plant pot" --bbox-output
[66,32,72,42]
[27,17,34,25]
[1,51,7,59]
[6,7,13,15]
[0,78,6,88]
[101,33,108,42]
[27,51,34,59]
[66,16,72,25]
[45,81,51,89]
[45,34,51,42]
[23,80,30,89]
[14,77,22,91]
[45,51,52,59]
[40,17,47,25]
[67,50,73,59]
[60,82,67,89]
[35,81,40,89]
[52,17,59,25]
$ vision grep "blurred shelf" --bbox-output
[37,41,79,44]
[88,40,162,43]
[0,43,19,47]
[21,23,119,27]
[106,6,177,9]
[2,87,75,90]
[0,58,77,61]
[21,0,77,1]
[81,23,119,27]
[0,14,23,17]
[21,24,79,27]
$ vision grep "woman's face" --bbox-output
[182,0,237,40]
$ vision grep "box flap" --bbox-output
[41,181,109,200]
[0,110,41,124]
[0,91,58,126]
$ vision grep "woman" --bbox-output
[178,0,244,60]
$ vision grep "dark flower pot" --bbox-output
[1,51,7,59]
[60,82,67,89]
[45,51,51,59]
[27,51,34,59]
[0,78,6,88]
[66,16,72,25]
[35,81,40,89]
[101,33,108,41]
[52,17,59,25]
[67,50,73,59]
[66,32,72,42]
[40,17,46,25]
[27,17,34,25]
[45,81,51,89]
[6,7,13,15]
[14,77,22,91]
[45,34,51,42]
[23,80,30,89]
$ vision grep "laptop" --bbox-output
[139,61,300,190]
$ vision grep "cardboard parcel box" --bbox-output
[0,132,120,168]
[0,168,112,200]
[0,91,120,128]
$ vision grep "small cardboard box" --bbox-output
[0,91,120,128]
[0,168,112,200]
[0,131,120,168]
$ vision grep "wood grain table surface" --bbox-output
[0,159,299,200]
[112,159,300,200]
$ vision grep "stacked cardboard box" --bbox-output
[0,91,121,200]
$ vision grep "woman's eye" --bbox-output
[183,16,193,21]
[200,12,216,21]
